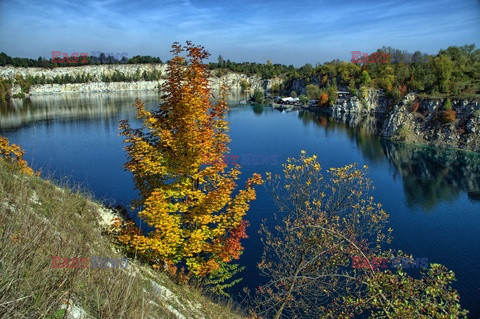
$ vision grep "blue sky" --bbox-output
[0,0,479,66]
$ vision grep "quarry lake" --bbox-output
[1,91,479,317]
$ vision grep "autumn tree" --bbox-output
[441,98,456,123]
[0,136,35,176]
[113,42,262,291]
[254,152,467,318]
[319,92,329,106]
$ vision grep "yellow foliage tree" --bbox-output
[0,136,35,176]
[114,42,262,282]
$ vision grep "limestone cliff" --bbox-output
[0,64,278,96]
[380,97,480,153]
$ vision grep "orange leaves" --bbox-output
[117,42,262,280]
[0,136,36,176]
[217,220,250,262]
[319,93,329,106]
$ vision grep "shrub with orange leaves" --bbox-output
[319,93,329,106]
[0,136,35,176]
[442,110,457,123]
[117,42,263,288]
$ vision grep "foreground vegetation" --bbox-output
[0,138,243,319]
[254,153,467,318]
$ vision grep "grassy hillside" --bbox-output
[0,161,242,319]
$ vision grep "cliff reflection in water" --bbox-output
[382,142,480,209]
[298,110,480,210]
[0,92,163,130]
[0,90,249,130]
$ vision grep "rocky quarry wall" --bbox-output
[0,64,278,96]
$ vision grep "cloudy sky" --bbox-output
[0,0,479,66]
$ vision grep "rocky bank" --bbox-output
[326,90,480,153]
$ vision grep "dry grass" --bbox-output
[0,161,243,319]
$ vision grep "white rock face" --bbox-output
[1,64,275,96]
[0,64,167,82]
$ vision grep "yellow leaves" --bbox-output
[0,136,36,176]
[265,171,272,181]
[312,199,323,207]
[117,42,262,280]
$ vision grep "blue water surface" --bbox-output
[1,92,479,317]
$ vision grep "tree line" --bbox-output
[2,44,479,101]
[0,52,163,68]
[210,44,480,101]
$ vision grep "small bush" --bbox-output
[252,89,265,104]
[442,109,457,123]
[444,98,452,111]
[0,135,35,175]
[240,79,250,91]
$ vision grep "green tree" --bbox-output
[217,55,225,67]
[433,54,454,93]
[298,94,308,105]
[361,70,372,86]
[306,84,320,100]
[349,78,357,96]
[253,89,265,104]
[326,84,338,106]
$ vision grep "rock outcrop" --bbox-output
[12,81,160,95]
[380,97,480,152]
[331,89,388,115]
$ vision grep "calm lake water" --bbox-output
[1,92,479,317]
